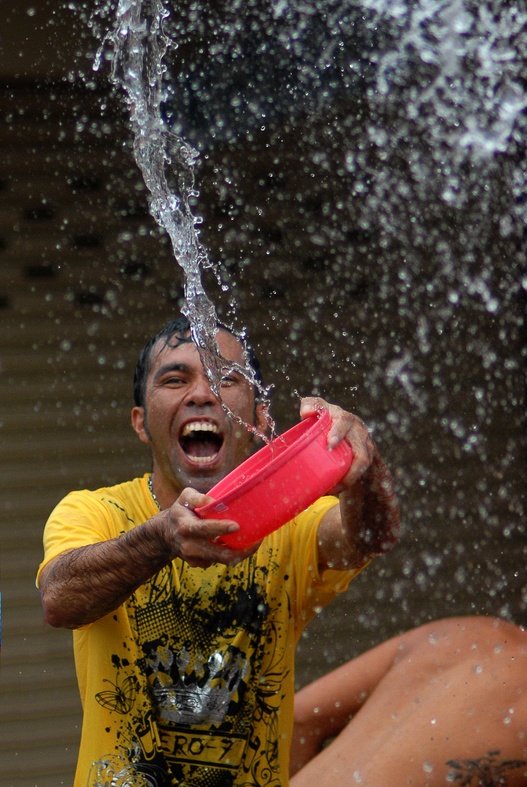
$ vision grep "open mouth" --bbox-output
[179,421,224,466]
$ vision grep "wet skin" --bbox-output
[290,616,527,786]
[39,331,269,629]
[131,329,268,507]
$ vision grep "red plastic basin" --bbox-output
[196,408,353,548]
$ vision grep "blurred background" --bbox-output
[1,1,526,783]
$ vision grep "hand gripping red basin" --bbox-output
[196,408,353,549]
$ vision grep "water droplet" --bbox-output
[503,707,514,725]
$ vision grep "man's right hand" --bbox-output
[158,487,260,568]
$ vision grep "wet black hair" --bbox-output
[133,315,264,407]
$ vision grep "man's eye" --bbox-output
[163,377,184,386]
[220,375,236,386]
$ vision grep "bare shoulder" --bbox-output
[292,618,527,787]
[395,615,527,662]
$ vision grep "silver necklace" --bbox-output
[147,474,161,510]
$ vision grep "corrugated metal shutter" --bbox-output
[0,81,173,786]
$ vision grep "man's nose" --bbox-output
[185,374,217,406]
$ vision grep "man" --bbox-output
[290,615,527,786]
[37,316,399,786]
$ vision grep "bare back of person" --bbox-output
[291,616,527,786]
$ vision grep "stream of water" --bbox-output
[94,0,272,415]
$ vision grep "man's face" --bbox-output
[132,329,266,496]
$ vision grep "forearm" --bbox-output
[291,636,401,776]
[340,449,400,561]
[289,716,330,776]
[290,675,355,776]
[39,514,171,629]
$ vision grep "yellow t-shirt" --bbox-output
[37,474,363,787]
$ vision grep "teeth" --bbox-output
[180,421,221,464]
[190,455,218,464]
[181,421,220,437]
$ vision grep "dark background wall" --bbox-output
[1,2,526,784]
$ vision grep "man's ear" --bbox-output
[131,406,151,445]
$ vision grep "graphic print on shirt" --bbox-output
[95,671,139,715]
[89,557,290,786]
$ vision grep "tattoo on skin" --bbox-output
[446,750,527,786]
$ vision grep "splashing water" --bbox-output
[94,1,526,342]
[93,0,272,434]
[101,1,216,352]
[89,0,525,448]
[357,0,527,177]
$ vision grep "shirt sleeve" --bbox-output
[288,496,368,637]
[36,490,121,587]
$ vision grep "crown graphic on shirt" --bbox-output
[152,648,249,725]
